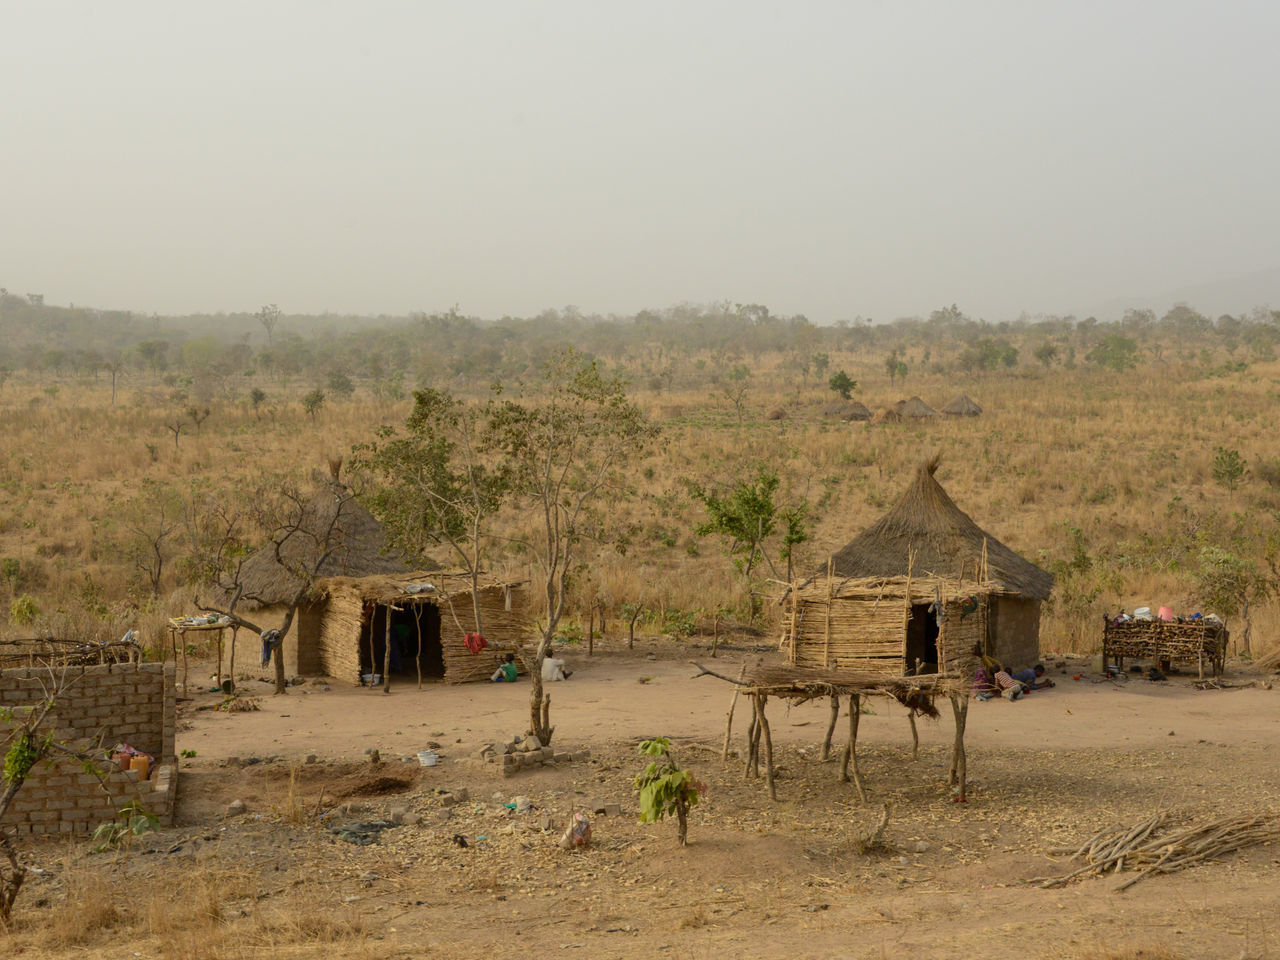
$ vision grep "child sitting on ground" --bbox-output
[490,653,518,683]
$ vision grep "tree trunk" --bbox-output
[529,632,554,744]
[676,797,688,846]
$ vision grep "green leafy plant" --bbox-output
[1211,446,1249,494]
[180,749,197,759]
[634,737,705,846]
[9,594,39,627]
[91,801,159,852]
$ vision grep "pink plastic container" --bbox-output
[1158,605,1175,621]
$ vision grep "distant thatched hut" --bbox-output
[898,396,939,419]
[941,394,982,417]
[821,401,872,422]
[873,406,902,424]
[793,458,1053,672]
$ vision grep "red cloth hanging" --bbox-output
[464,632,488,654]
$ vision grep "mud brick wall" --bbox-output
[0,662,178,836]
[0,662,175,762]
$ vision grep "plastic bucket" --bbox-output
[130,755,150,779]
[417,750,437,767]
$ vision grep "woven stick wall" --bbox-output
[785,575,997,679]
[316,577,534,684]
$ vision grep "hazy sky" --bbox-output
[4,2,1279,323]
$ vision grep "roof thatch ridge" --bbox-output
[822,457,1053,600]
[899,395,938,418]
[231,481,428,609]
[941,393,982,416]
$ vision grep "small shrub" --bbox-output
[634,737,705,846]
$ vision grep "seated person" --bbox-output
[1011,664,1054,690]
[971,666,998,701]
[541,656,573,682]
[490,653,518,683]
[992,669,1025,701]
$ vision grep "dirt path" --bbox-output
[10,646,1280,960]
[178,645,1280,763]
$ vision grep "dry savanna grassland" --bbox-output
[3,316,1280,959]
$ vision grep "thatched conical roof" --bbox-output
[899,396,938,419]
[824,458,1053,600]
[873,406,902,424]
[233,482,425,608]
[941,393,982,417]
[822,401,872,422]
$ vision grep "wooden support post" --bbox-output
[711,614,719,658]
[721,665,747,761]
[949,693,969,801]
[758,693,777,801]
[909,711,920,760]
[381,605,394,693]
[820,694,839,761]
[744,695,760,779]
[588,604,595,657]
[216,626,224,691]
[181,629,190,695]
[841,693,866,801]
[413,604,424,690]
[227,626,237,695]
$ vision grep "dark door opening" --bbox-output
[905,603,940,674]
[360,603,445,680]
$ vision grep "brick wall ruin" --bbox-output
[0,662,177,837]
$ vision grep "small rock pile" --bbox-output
[478,734,589,777]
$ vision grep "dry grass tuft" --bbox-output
[41,864,122,947]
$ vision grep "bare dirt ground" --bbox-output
[9,640,1280,960]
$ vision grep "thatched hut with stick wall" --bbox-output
[225,480,423,677]
[312,572,532,686]
[815,457,1053,671]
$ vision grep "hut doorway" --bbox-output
[905,604,939,674]
[360,603,445,680]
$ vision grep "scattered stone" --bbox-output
[553,753,572,763]
[912,841,928,854]
[345,801,366,815]
[588,799,607,814]
[440,793,459,807]
[331,821,393,846]
[305,754,318,765]
[389,807,409,824]
[226,799,247,816]
[453,788,469,802]
[402,813,423,826]
[523,735,543,753]
[539,812,553,831]
[369,750,381,764]
[514,796,532,814]
[601,803,622,818]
